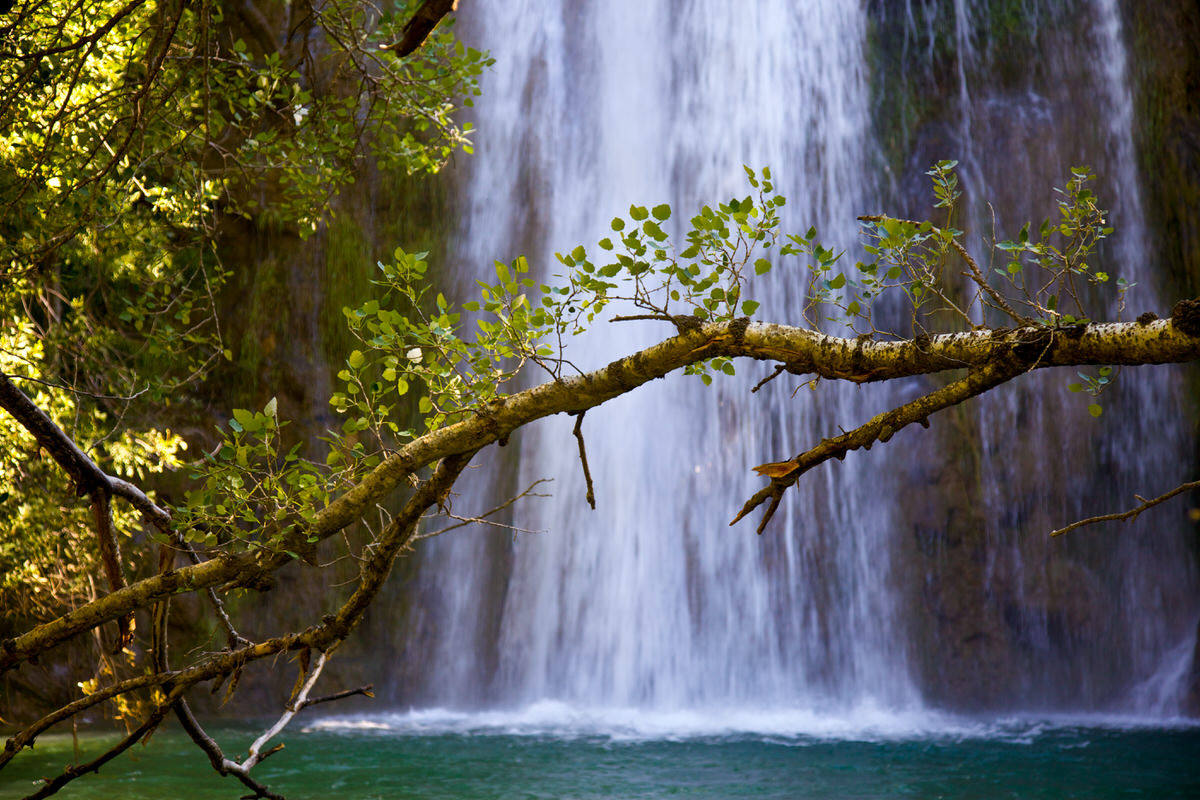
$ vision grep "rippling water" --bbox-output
[5,711,1197,799]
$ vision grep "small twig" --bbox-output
[1050,479,1200,537]
[751,364,786,394]
[299,684,374,709]
[415,479,552,540]
[2,372,150,402]
[611,313,673,323]
[179,539,251,649]
[858,214,1031,326]
[571,411,596,509]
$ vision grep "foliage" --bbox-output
[178,160,1140,550]
[0,0,487,625]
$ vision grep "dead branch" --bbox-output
[1050,479,1200,537]
[300,684,374,709]
[732,358,1027,533]
[172,699,284,800]
[20,703,171,800]
[571,411,596,509]
[417,478,552,540]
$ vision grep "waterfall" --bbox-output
[399,0,1198,716]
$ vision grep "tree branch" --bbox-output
[732,358,1028,532]
[571,411,596,510]
[3,314,1197,671]
[386,0,457,58]
[1050,479,1200,537]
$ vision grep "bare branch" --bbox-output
[1050,479,1200,537]
[300,684,375,709]
[571,411,596,510]
[417,479,552,540]
[732,358,1027,532]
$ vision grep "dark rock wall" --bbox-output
[868,0,1200,712]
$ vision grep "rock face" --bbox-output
[870,0,1200,712]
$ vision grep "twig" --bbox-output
[751,364,786,394]
[571,411,596,509]
[858,214,1031,326]
[179,539,251,649]
[1050,479,1200,537]
[611,313,673,323]
[1,372,149,402]
[414,479,552,540]
[300,685,374,709]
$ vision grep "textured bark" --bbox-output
[3,312,1198,674]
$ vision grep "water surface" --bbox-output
[5,709,1197,799]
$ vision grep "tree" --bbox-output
[1,2,1198,799]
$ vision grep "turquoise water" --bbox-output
[4,709,1198,799]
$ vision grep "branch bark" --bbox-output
[3,312,1198,673]
[1049,479,1200,537]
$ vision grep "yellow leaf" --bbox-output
[752,460,799,478]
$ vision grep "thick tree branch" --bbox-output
[0,374,172,528]
[386,0,457,57]
[3,313,1198,671]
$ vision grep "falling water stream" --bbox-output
[403,0,1199,720]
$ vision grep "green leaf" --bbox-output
[741,300,760,316]
[611,217,625,231]
[754,258,771,275]
[418,396,433,414]
[630,205,649,221]
[828,273,846,290]
[1068,383,1084,393]
[232,408,255,430]
[652,203,671,221]
[348,350,366,369]
[1088,403,1103,417]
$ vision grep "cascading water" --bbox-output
[879,0,1199,712]
[401,0,1198,718]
